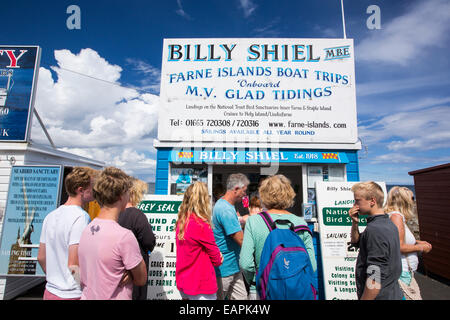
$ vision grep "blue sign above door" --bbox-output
[171,149,349,164]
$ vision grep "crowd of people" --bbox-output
[37,166,431,300]
[38,166,155,300]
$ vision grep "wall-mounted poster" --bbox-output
[170,167,207,195]
[0,165,62,276]
[0,46,41,141]
[307,165,323,188]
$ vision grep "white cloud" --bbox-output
[357,75,450,98]
[58,146,157,176]
[370,153,418,164]
[356,0,450,65]
[239,0,257,18]
[313,25,340,38]
[358,95,450,118]
[125,58,161,94]
[176,0,192,20]
[253,17,282,37]
[54,49,122,82]
[32,48,159,180]
[359,105,450,152]
[358,162,415,185]
[359,151,450,185]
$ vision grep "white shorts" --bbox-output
[216,272,248,300]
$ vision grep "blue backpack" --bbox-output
[255,211,317,300]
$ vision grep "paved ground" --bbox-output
[415,272,450,300]
[10,272,450,300]
[11,280,45,300]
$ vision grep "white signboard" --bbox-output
[315,181,387,300]
[159,38,357,144]
[138,195,182,300]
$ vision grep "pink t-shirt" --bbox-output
[78,218,143,300]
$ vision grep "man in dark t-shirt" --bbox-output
[349,182,402,300]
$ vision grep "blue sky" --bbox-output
[1,0,449,184]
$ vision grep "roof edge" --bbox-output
[408,163,450,176]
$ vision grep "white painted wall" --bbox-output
[0,145,103,300]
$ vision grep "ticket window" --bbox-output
[306,164,346,220]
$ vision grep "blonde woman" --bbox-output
[176,182,223,300]
[118,178,156,300]
[385,186,432,298]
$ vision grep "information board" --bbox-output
[159,38,357,144]
[0,165,62,276]
[315,181,387,300]
[138,195,182,300]
[171,149,349,164]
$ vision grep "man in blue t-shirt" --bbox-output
[213,173,249,300]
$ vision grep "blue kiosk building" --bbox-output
[153,38,361,299]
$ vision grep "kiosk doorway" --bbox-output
[212,164,304,217]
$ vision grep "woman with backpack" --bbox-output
[239,175,317,300]
[175,182,223,300]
